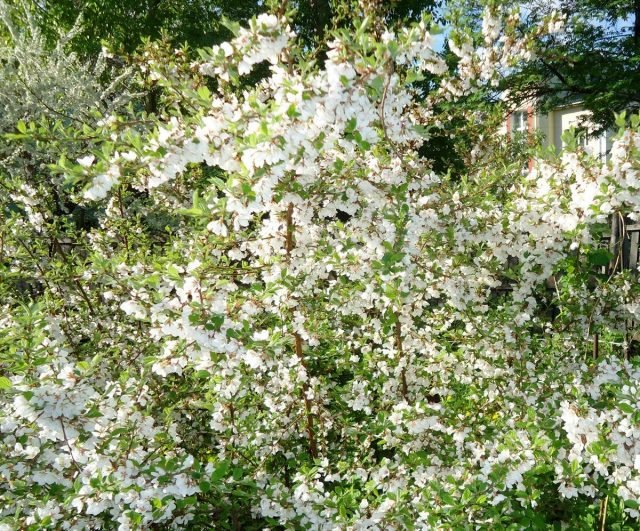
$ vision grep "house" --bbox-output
[504,100,613,163]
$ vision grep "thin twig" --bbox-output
[59,418,82,474]
[285,201,318,459]
[394,318,410,403]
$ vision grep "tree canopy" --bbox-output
[502,0,640,130]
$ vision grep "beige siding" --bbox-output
[504,101,611,160]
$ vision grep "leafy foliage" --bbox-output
[2,2,640,530]
[501,0,640,131]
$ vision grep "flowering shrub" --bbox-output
[2,5,640,529]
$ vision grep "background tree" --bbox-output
[31,0,262,55]
[0,0,133,306]
[31,0,441,58]
[502,0,640,131]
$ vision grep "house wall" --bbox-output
[505,102,612,161]
[555,105,612,159]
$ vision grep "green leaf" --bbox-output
[587,248,613,266]
[615,112,627,129]
[241,182,253,197]
[381,251,404,266]
[618,402,635,415]
[86,406,103,418]
[197,86,211,101]
[211,460,230,482]
[405,69,425,84]
[387,41,399,59]
[206,314,225,332]
[0,376,12,390]
[221,16,241,36]
[287,104,300,118]
[167,264,182,281]
[412,124,430,138]
[193,189,205,211]
[369,76,384,97]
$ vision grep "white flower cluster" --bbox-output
[1,323,200,529]
[4,8,640,530]
[200,14,293,80]
[557,359,640,513]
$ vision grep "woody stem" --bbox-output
[286,202,318,459]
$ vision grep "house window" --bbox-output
[512,111,528,133]
[596,131,608,161]
[576,130,588,148]
[565,116,591,151]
